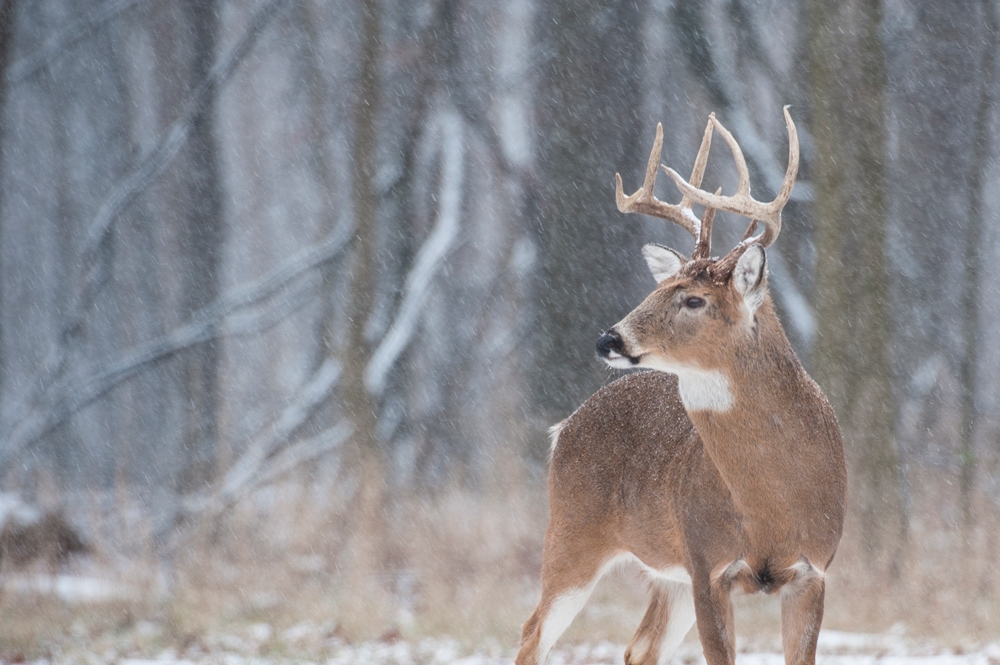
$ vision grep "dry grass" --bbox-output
[1,461,999,661]
[824,467,1000,645]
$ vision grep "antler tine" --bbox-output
[615,123,662,211]
[680,115,715,209]
[710,114,751,198]
[661,107,799,249]
[692,188,721,260]
[770,106,800,243]
[615,120,714,242]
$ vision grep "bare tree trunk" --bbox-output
[0,0,16,397]
[808,0,904,567]
[175,0,224,494]
[532,0,644,422]
[298,0,336,360]
[343,0,387,605]
[959,0,997,527]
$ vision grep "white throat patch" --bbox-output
[676,368,734,412]
[643,357,734,412]
[677,370,733,413]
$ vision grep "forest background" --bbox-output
[0,0,998,657]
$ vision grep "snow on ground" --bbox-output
[6,578,998,665]
[3,573,128,603]
[19,633,1000,665]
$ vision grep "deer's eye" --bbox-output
[684,296,705,309]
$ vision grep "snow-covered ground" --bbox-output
[20,632,1000,665]
[7,572,999,665]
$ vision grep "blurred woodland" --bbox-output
[0,0,999,654]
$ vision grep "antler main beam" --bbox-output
[661,106,799,249]
[615,118,715,251]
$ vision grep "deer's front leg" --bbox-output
[780,561,825,665]
[692,563,737,665]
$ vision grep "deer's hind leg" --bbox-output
[516,538,617,665]
[625,578,696,665]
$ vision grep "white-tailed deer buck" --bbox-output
[517,108,846,665]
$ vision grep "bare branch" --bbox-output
[161,363,347,540]
[239,422,351,496]
[0,217,353,469]
[186,358,342,515]
[364,110,465,396]
[162,422,350,541]
[71,0,294,327]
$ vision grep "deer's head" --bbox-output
[597,110,799,408]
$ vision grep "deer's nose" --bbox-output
[596,330,625,358]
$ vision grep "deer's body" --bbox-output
[517,111,847,665]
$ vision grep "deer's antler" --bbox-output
[615,118,718,259]
[660,107,799,249]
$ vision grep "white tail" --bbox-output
[517,110,846,665]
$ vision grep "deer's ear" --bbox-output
[734,244,767,316]
[642,244,685,283]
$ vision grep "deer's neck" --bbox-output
[682,312,844,550]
